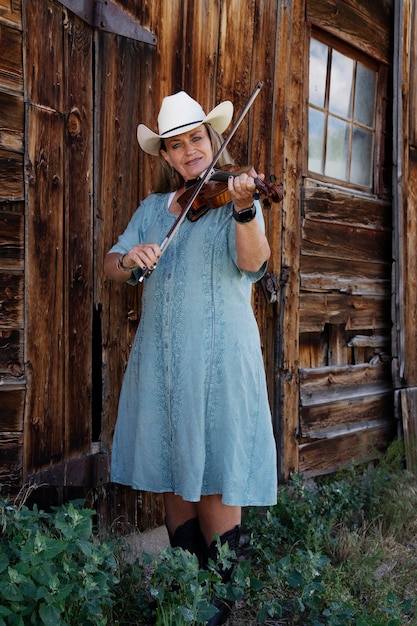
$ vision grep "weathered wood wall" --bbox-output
[0,0,24,493]
[2,0,412,532]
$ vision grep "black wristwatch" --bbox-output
[232,204,257,223]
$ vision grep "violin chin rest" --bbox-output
[186,205,211,222]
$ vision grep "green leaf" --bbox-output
[287,569,304,588]
[0,551,9,574]
[177,605,194,621]
[39,602,62,626]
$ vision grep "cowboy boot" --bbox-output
[167,517,205,565]
[147,517,205,617]
[204,524,241,626]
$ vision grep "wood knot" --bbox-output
[68,109,82,136]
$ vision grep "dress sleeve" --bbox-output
[227,198,268,283]
[108,195,157,285]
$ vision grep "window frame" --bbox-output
[306,28,389,196]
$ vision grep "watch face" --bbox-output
[233,205,256,222]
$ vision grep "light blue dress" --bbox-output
[109,192,277,506]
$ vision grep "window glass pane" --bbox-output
[354,63,376,127]
[329,50,354,118]
[308,108,325,173]
[309,39,328,108]
[351,126,373,186]
[325,116,349,180]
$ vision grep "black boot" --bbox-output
[148,518,205,618]
[167,517,204,565]
[204,525,241,626]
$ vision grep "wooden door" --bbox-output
[19,0,164,528]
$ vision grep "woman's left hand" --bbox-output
[228,167,265,211]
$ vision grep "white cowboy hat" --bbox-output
[137,91,233,156]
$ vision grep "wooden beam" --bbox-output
[59,0,156,44]
[26,453,110,488]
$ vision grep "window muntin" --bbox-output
[308,36,377,189]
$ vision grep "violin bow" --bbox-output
[137,80,264,282]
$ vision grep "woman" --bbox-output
[104,91,277,624]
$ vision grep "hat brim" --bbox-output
[137,100,233,156]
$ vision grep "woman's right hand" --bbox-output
[104,243,162,282]
[121,243,161,272]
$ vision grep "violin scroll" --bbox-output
[253,175,283,207]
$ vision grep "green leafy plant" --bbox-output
[1,440,416,626]
[0,498,119,626]
[243,440,417,625]
[144,537,252,626]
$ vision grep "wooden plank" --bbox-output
[306,0,392,64]
[0,149,24,200]
[25,104,65,471]
[408,0,417,148]
[301,218,391,264]
[0,271,23,328]
[298,422,396,477]
[182,0,220,102]
[0,386,25,431]
[273,0,306,479]
[299,328,329,368]
[0,433,23,493]
[392,0,417,395]
[145,0,183,100]
[248,0,280,386]
[401,159,417,385]
[300,362,391,404]
[0,24,23,92]
[0,208,24,267]
[26,453,109,488]
[100,484,165,533]
[399,387,417,473]
[217,0,256,164]
[63,10,93,455]
[0,329,23,376]
[0,0,21,29]
[300,393,393,438]
[301,274,389,296]
[303,185,391,229]
[0,92,24,152]
[299,292,391,332]
[250,0,280,176]
[343,0,393,32]
[24,0,63,111]
[96,32,146,454]
[301,254,390,283]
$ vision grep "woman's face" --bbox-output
[160,124,214,182]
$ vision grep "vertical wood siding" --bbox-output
[0,0,24,493]
[23,3,94,473]
[393,0,417,470]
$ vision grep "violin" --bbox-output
[177,165,284,222]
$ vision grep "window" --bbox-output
[308,36,377,189]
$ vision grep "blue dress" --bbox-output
[109,192,277,506]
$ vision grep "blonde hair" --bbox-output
[154,124,235,193]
